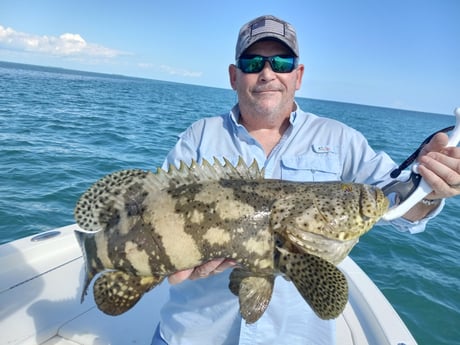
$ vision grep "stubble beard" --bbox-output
[246,92,293,125]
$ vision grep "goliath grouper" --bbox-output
[74,158,389,323]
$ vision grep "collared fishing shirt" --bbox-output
[155,104,442,345]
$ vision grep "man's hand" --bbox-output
[403,132,460,221]
[168,259,237,285]
[417,132,460,199]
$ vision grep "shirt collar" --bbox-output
[229,104,242,126]
[229,102,300,127]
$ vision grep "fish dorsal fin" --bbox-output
[159,157,263,188]
[74,157,263,232]
[276,247,349,320]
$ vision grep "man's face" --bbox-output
[229,40,304,119]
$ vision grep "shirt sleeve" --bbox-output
[162,121,204,170]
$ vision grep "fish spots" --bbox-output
[235,227,244,234]
[252,258,272,270]
[203,227,231,246]
[243,236,271,257]
[194,185,256,221]
[95,233,112,268]
[188,209,205,223]
[341,184,354,193]
[216,198,256,221]
[144,192,201,269]
[74,169,149,232]
[277,248,349,319]
[124,241,153,275]
[75,158,389,322]
[360,185,389,218]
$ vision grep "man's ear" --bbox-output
[229,64,238,90]
[295,64,305,90]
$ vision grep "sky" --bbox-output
[1,0,459,115]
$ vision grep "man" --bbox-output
[152,15,460,344]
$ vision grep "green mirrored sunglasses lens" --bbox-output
[238,56,296,73]
[271,56,295,72]
[239,56,264,73]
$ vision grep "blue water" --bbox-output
[1,61,459,344]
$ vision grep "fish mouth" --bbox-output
[285,230,359,265]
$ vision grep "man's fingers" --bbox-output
[423,132,449,154]
[190,259,228,280]
[168,268,194,285]
[168,259,238,285]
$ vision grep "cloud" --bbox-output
[0,25,126,58]
[159,64,202,78]
[137,62,153,69]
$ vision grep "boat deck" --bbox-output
[0,225,417,345]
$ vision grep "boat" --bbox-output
[1,224,417,345]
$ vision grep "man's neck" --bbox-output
[239,113,291,157]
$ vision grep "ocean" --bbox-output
[0,61,459,344]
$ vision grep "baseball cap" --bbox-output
[235,15,299,60]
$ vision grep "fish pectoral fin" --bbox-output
[93,271,163,315]
[277,248,348,320]
[229,268,274,324]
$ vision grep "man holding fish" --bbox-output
[147,15,460,345]
[72,14,460,345]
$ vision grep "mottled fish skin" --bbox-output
[74,158,389,323]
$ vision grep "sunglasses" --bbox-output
[236,55,298,73]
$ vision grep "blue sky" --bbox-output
[1,0,459,115]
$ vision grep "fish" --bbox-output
[74,158,389,323]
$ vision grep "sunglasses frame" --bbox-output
[236,55,298,74]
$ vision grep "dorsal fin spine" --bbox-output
[150,157,264,191]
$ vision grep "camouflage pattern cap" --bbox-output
[235,15,299,60]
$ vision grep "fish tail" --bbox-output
[74,229,102,302]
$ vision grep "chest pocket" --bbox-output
[280,146,341,182]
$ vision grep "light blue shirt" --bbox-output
[156,104,441,345]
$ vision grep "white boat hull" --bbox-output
[0,225,417,345]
